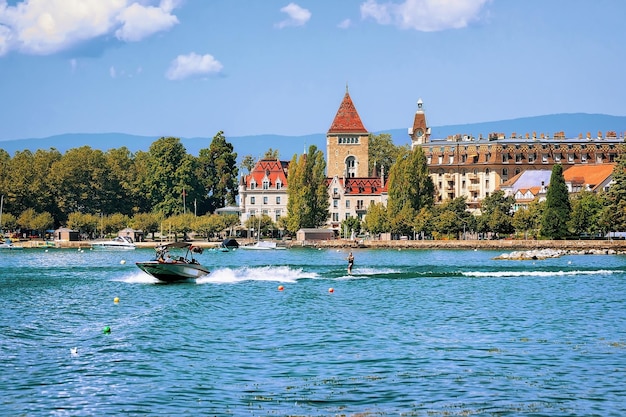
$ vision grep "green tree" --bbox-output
[386,147,434,235]
[193,214,226,240]
[263,148,280,160]
[67,212,99,236]
[363,202,389,235]
[131,212,162,240]
[286,145,328,233]
[477,190,515,237]
[541,164,571,239]
[340,216,361,238]
[512,201,543,239]
[368,133,408,176]
[245,214,275,238]
[197,131,239,213]
[431,197,472,239]
[240,155,256,175]
[31,212,54,237]
[605,147,626,231]
[144,137,196,217]
[568,191,604,237]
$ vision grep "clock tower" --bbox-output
[409,98,430,149]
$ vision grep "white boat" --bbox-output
[0,238,23,250]
[240,241,287,250]
[91,236,136,250]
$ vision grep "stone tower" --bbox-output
[326,87,369,178]
[409,98,430,149]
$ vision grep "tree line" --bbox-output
[0,132,238,237]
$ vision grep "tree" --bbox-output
[263,148,280,160]
[286,145,328,233]
[477,190,515,237]
[605,147,626,231]
[131,212,162,240]
[512,201,543,239]
[432,197,472,239]
[387,147,434,220]
[568,191,604,237]
[541,164,571,239]
[368,133,408,176]
[143,137,196,217]
[245,214,275,238]
[364,202,389,235]
[340,216,361,238]
[193,214,226,240]
[240,155,256,174]
[197,131,238,214]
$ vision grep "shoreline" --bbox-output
[17,238,626,253]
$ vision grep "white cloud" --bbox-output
[0,0,180,56]
[275,3,311,29]
[361,0,491,31]
[115,1,179,42]
[165,52,223,81]
[337,18,352,29]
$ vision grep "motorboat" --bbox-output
[91,236,136,250]
[0,238,23,250]
[240,240,287,250]
[135,242,210,283]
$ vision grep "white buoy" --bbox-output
[120,260,126,265]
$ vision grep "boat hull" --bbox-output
[135,261,210,283]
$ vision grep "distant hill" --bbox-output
[1,113,624,163]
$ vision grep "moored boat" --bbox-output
[135,242,210,283]
[240,240,287,250]
[0,238,23,250]
[91,236,136,250]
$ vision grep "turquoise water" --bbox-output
[1,246,625,416]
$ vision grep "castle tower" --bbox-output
[409,98,430,148]
[326,87,369,178]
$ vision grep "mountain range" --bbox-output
[1,113,624,163]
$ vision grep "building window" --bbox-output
[346,200,350,208]
[502,168,508,177]
[263,196,268,205]
[276,180,282,189]
[263,180,269,190]
[333,200,338,208]
[250,197,255,205]
[332,212,339,222]
[275,210,281,221]
[438,156,443,164]
[449,155,454,164]
[250,182,256,190]
[345,213,351,220]
[568,154,575,162]
[276,196,281,204]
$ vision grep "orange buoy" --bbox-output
[278,285,284,291]
[328,287,334,293]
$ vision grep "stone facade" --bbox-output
[408,99,624,211]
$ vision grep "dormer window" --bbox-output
[276,179,282,189]
[250,181,256,190]
[262,180,269,190]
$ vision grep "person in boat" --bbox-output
[164,254,175,263]
[347,252,354,274]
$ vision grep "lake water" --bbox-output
[1,246,625,416]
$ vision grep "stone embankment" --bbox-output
[493,247,623,260]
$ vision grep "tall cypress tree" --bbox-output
[541,164,571,239]
[286,145,328,233]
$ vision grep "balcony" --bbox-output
[332,192,341,199]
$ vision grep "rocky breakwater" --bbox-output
[495,247,623,260]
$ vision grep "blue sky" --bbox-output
[0,0,624,141]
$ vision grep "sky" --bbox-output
[0,0,625,141]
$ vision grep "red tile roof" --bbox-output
[343,177,387,195]
[563,163,615,191]
[245,159,289,188]
[328,90,367,134]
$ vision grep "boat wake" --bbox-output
[463,269,623,278]
[116,271,161,284]
[197,265,319,284]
